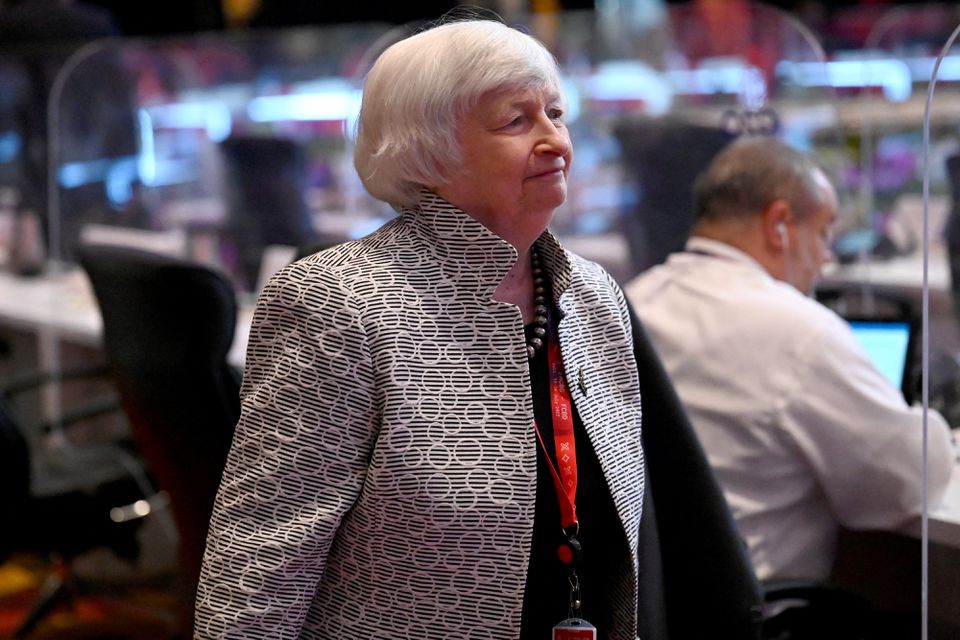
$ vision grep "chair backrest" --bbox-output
[614,116,736,277]
[218,135,316,291]
[77,242,241,635]
[627,300,764,639]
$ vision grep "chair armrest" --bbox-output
[762,579,875,639]
[39,393,122,434]
[2,363,112,396]
[763,578,870,607]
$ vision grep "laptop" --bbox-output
[846,317,916,405]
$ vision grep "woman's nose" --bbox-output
[535,122,571,157]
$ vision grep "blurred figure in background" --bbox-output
[626,136,956,583]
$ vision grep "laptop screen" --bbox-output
[847,319,913,398]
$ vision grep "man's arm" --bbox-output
[783,320,955,529]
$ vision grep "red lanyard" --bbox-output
[533,335,578,531]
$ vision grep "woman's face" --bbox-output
[433,84,573,249]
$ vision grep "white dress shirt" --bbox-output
[625,236,955,581]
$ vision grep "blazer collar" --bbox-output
[400,190,573,299]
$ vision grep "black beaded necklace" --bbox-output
[527,247,549,360]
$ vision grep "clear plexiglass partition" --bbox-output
[45,5,852,292]
[921,12,960,639]
[46,23,397,296]
[524,3,851,281]
[815,6,960,636]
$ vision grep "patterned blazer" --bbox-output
[194,192,646,639]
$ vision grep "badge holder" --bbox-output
[552,540,596,640]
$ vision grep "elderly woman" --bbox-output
[194,18,645,640]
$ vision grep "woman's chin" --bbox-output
[528,187,567,213]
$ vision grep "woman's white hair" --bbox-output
[354,18,564,209]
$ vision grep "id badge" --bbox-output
[553,617,597,640]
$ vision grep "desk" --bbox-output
[0,266,253,371]
[821,245,951,293]
[927,459,960,548]
[928,461,960,636]
[0,268,101,346]
[820,247,960,354]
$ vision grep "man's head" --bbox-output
[692,136,838,295]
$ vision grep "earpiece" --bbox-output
[776,223,789,248]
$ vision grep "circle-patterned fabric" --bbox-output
[195,192,645,639]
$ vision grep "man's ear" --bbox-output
[762,199,793,251]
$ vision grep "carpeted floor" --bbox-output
[0,551,182,639]
[0,552,181,639]
[0,504,183,640]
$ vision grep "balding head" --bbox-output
[693,136,831,226]
[690,136,838,295]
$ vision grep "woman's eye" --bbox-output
[548,108,564,121]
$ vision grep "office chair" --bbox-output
[77,243,241,639]
[0,363,170,638]
[218,135,317,292]
[629,301,763,639]
[613,116,736,278]
[628,302,878,640]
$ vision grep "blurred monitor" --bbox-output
[847,317,915,404]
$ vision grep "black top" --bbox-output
[520,309,627,640]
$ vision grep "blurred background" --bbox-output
[1,0,960,638]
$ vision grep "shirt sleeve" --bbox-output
[194,263,378,638]
[781,316,955,531]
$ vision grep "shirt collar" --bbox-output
[684,236,770,276]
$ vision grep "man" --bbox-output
[625,136,956,582]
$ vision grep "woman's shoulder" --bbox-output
[259,237,374,298]
[561,248,626,296]
[261,218,432,300]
